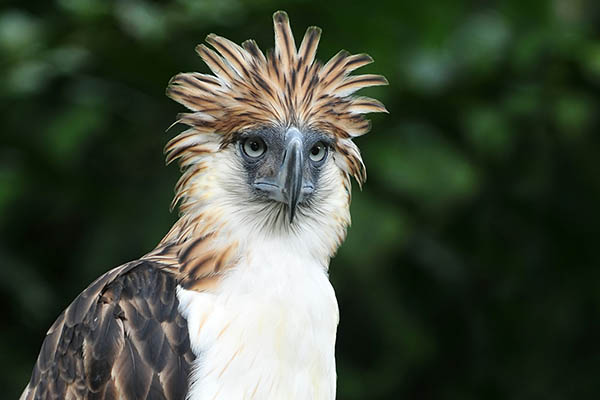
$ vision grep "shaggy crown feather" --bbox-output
[166,10,387,186]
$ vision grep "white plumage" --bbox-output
[177,144,345,399]
[179,238,338,399]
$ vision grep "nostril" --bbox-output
[300,184,315,200]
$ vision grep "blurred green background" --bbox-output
[2,0,600,398]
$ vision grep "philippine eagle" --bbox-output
[21,11,387,400]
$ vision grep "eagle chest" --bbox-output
[177,245,339,399]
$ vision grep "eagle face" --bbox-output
[197,123,348,246]
[238,124,333,222]
[166,10,387,249]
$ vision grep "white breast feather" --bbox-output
[177,238,339,400]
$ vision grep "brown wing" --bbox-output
[20,260,196,400]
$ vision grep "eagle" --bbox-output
[21,11,387,400]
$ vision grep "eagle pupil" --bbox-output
[242,137,266,158]
[309,142,327,162]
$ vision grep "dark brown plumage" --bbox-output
[20,262,195,400]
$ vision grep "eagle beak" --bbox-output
[280,131,304,222]
[252,127,312,223]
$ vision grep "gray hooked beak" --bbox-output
[252,127,314,223]
[278,129,304,222]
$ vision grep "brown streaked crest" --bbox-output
[166,11,387,184]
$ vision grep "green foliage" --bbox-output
[2,0,600,398]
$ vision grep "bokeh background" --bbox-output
[2,0,600,398]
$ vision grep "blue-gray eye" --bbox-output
[242,137,267,158]
[309,141,327,162]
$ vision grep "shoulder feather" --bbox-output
[21,261,195,400]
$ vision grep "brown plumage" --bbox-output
[21,262,194,400]
[167,10,388,186]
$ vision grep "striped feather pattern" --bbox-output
[166,10,387,185]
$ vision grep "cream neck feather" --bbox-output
[147,141,352,290]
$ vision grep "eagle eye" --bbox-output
[309,141,328,162]
[241,137,267,159]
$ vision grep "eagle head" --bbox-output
[165,11,387,256]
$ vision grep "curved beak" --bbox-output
[279,132,303,222]
[251,127,312,223]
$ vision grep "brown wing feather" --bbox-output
[20,261,195,400]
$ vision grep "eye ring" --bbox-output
[309,141,328,162]
[241,137,267,159]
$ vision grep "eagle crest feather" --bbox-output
[166,11,388,186]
